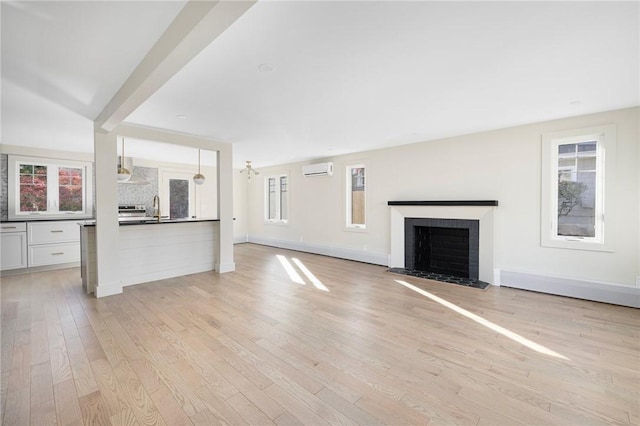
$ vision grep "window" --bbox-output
[160,171,197,220]
[346,164,366,229]
[541,125,615,251]
[169,178,190,219]
[8,155,93,220]
[265,175,288,222]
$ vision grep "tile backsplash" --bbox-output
[117,166,159,215]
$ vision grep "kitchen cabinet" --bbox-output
[27,221,80,267]
[1,222,28,270]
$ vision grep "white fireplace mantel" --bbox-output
[389,202,497,285]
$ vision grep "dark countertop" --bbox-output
[2,217,94,223]
[78,218,219,227]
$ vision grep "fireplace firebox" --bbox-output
[404,218,480,282]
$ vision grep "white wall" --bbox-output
[236,107,639,291]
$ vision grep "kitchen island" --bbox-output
[79,218,219,295]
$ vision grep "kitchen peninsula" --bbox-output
[79,218,220,295]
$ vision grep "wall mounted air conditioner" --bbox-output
[302,162,334,177]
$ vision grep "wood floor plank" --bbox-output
[3,387,30,426]
[315,387,384,426]
[150,388,192,426]
[155,325,239,399]
[30,319,50,367]
[78,390,112,426]
[226,391,275,425]
[66,335,99,398]
[194,385,248,425]
[109,360,167,426]
[45,304,73,385]
[30,361,57,426]
[89,357,139,424]
[1,318,17,418]
[77,325,108,363]
[7,329,31,392]
[263,383,331,425]
[273,410,305,426]
[207,354,285,420]
[53,378,83,426]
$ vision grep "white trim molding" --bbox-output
[217,262,236,273]
[501,270,640,308]
[234,235,249,244]
[95,282,123,298]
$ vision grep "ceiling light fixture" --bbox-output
[240,160,259,181]
[117,137,132,182]
[193,149,206,185]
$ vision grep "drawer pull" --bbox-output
[2,226,17,230]
[51,252,65,256]
[50,230,64,233]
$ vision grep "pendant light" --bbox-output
[193,149,206,185]
[117,137,132,182]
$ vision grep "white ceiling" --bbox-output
[2,1,639,168]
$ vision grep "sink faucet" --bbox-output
[152,195,161,222]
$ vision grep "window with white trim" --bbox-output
[265,174,288,222]
[346,164,366,229]
[8,155,93,220]
[541,125,615,251]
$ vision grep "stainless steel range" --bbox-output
[118,205,148,222]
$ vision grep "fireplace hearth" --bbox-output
[391,217,489,289]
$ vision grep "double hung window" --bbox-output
[265,175,288,222]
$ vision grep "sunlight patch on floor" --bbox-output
[293,258,329,292]
[394,279,570,361]
[276,255,305,285]
[275,255,329,291]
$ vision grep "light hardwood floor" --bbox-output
[1,243,639,425]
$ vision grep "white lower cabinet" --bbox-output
[1,220,81,272]
[27,221,80,268]
[29,242,81,267]
[28,221,80,245]
[1,223,28,270]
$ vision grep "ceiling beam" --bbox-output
[94,0,256,132]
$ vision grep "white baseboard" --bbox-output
[217,262,236,273]
[493,268,501,286]
[247,236,388,266]
[1,261,80,277]
[234,235,249,244]
[95,282,123,298]
[501,270,640,309]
